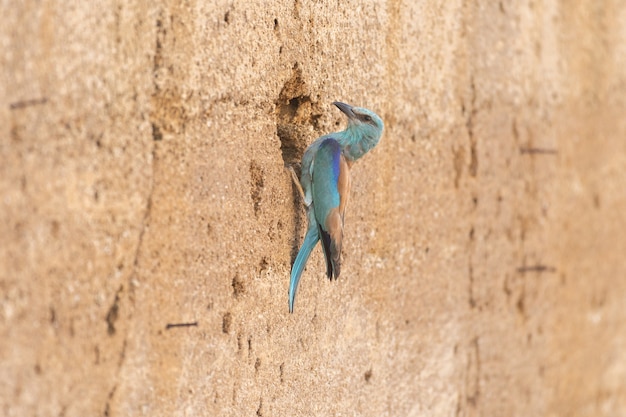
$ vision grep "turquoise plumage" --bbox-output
[288,102,384,312]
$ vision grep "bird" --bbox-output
[288,101,384,313]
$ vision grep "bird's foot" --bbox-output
[286,165,305,202]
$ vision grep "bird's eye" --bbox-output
[362,115,372,122]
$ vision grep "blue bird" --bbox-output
[288,101,384,312]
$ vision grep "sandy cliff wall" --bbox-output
[2,1,626,416]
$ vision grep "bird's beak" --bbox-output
[333,101,356,120]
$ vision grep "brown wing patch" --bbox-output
[337,154,351,220]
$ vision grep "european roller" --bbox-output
[288,102,384,312]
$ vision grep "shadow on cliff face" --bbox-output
[275,63,324,167]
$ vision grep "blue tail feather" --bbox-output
[289,227,319,313]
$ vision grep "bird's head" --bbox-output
[334,101,384,134]
[333,101,384,160]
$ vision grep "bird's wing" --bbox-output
[312,138,351,279]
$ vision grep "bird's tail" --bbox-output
[289,227,319,313]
